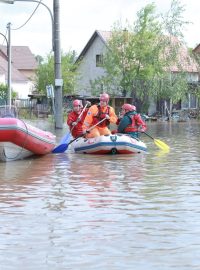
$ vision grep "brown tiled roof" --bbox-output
[0,54,28,82]
[164,36,199,73]
[0,45,38,70]
[170,48,199,73]
[0,65,6,75]
[97,30,112,43]
[193,44,200,54]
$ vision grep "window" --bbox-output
[96,54,103,67]
[182,93,198,109]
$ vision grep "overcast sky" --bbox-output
[0,0,199,57]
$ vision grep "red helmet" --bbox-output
[73,99,83,107]
[121,103,133,112]
[100,93,109,102]
[131,105,136,111]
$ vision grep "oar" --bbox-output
[52,132,71,153]
[67,117,107,149]
[143,131,170,151]
[53,117,107,153]
[52,102,88,154]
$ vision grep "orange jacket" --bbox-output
[83,104,117,130]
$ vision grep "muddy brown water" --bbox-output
[0,120,199,270]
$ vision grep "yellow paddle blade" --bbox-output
[154,139,170,151]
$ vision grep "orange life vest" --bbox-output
[124,114,140,133]
[92,105,110,128]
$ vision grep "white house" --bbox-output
[0,45,38,99]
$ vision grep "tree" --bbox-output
[0,83,7,101]
[35,50,78,95]
[91,0,191,113]
[0,83,18,103]
[35,55,44,65]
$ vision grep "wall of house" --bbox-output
[186,72,199,82]
[0,74,5,84]
[12,81,34,99]
[76,36,107,96]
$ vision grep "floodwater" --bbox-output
[0,120,200,270]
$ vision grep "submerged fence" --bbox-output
[0,98,52,118]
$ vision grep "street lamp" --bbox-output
[0,0,63,128]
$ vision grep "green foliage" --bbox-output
[151,73,188,103]
[0,83,7,100]
[35,55,44,65]
[161,0,190,40]
[91,0,192,111]
[35,51,78,95]
[0,84,18,104]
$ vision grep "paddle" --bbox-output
[53,117,107,153]
[142,131,170,151]
[52,132,71,153]
[52,102,89,154]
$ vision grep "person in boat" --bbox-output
[83,93,118,138]
[117,103,147,138]
[67,99,91,138]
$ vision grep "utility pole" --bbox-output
[0,0,63,128]
[0,30,10,106]
[7,22,12,108]
[53,0,63,129]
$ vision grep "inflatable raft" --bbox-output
[0,117,56,161]
[71,134,147,154]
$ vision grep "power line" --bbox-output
[1,29,8,46]
[12,0,43,31]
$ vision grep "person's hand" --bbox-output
[138,127,145,132]
[105,114,110,120]
[118,113,122,119]
[86,101,91,107]
[82,129,90,135]
[116,118,120,125]
[71,121,77,126]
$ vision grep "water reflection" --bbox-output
[0,154,56,212]
[0,121,200,270]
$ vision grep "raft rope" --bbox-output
[3,118,29,161]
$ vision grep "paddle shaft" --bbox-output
[70,102,89,132]
[143,131,154,140]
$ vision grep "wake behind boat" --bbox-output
[71,133,147,155]
[0,117,56,162]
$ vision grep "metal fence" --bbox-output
[0,98,51,118]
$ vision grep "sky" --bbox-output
[0,0,199,57]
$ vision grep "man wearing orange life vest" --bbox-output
[117,103,147,138]
[67,99,89,138]
[83,93,118,138]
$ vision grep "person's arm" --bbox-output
[67,112,77,130]
[82,105,97,130]
[135,114,147,131]
[67,112,75,126]
[109,107,118,124]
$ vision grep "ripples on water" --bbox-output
[0,121,200,270]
